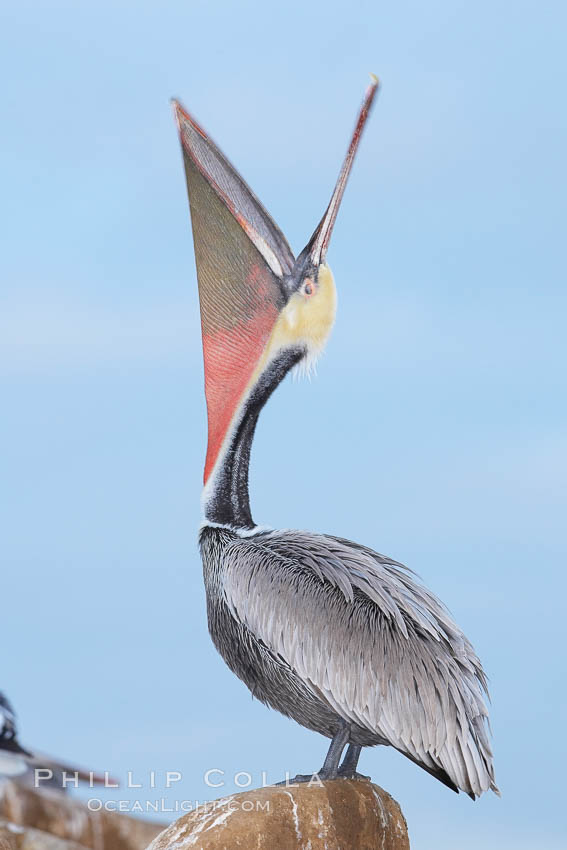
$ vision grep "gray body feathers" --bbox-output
[200,525,498,799]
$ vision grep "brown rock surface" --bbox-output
[146,780,409,850]
[0,782,164,850]
[0,818,86,850]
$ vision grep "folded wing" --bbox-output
[222,530,498,798]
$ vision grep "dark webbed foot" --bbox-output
[276,722,352,786]
[337,768,371,780]
[275,773,325,786]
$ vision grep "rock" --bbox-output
[0,818,86,850]
[146,780,409,850]
[0,782,164,850]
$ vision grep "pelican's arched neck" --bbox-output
[201,346,304,529]
[200,262,337,529]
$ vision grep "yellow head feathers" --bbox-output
[260,263,337,377]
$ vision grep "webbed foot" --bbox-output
[337,768,371,781]
[276,722,353,787]
[275,771,328,786]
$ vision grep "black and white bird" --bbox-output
[0,692,30,776]
[0,691,108,791]
[172,76,498,799]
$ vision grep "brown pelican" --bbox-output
[0,690,110,790]
[172,77,498,799]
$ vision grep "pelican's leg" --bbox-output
[337,744,370,780]
[317,721,351,779]
[276,722,350,785]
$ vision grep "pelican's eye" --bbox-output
[302,279,316,298]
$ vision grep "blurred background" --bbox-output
[1,1,565,847]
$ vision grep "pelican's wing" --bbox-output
[222,530,498,799]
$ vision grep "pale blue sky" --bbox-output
[1,1,566,848]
